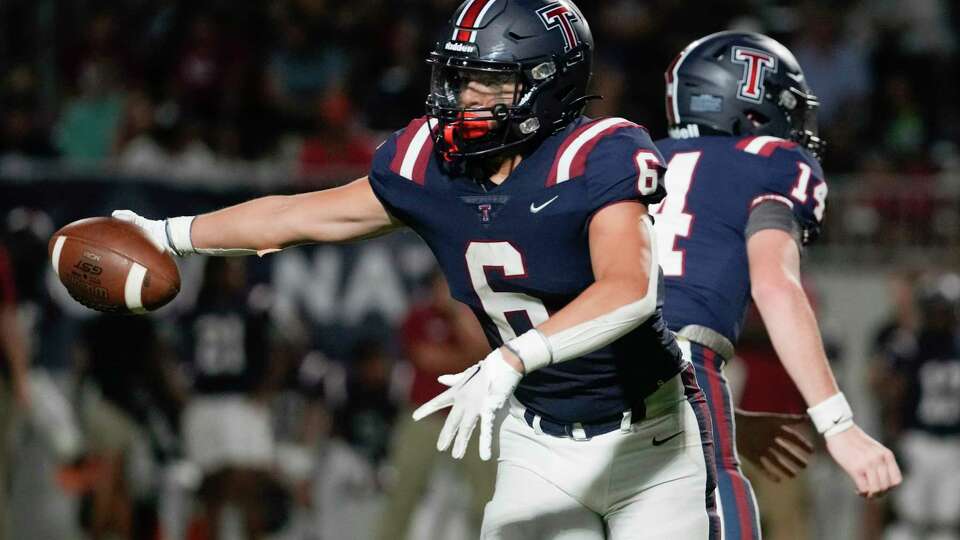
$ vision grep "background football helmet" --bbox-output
[665,31,825,159]
[426,0,594,162]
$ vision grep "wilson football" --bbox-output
[49,217,180,313]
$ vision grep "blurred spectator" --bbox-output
[179,257,288,539]
[114,90,171,176]
[298,89,376,182]
[267,15,350,125]
[0,242,30,540]
[0,66,57,161]
[876,273,960,540]
[735,304,813,540]
[54,61,126,164]
[360,16,430,131]
[793,5,871,127]
[74,314,184,540]
[376,270,494,540]
[175,14,227,123]
[331,339,398,468]
[870,271,922,443]
[792,5,871,172]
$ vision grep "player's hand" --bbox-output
[411,348,522,461]
[734,409,814,482]
[111,210,174,254]
[825,425,902,498]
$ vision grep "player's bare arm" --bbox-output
[748,227,902,497]
[114,176,401,257]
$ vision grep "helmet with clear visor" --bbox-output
[426,0,594,163]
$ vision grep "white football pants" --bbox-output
[481,368,718,539]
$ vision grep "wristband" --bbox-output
[505,329,553,373]
[165,216,196,255]
[807,392,855,437]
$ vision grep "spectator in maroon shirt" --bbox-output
[376,269,494,540]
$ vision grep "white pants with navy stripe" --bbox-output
[481,368,719,539]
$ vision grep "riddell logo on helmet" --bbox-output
[731,46,777,104]
[445,41,478,54]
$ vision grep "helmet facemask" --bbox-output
[426,53,567,163]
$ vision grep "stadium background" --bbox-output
[0,0,957,539]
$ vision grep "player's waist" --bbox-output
[508,367,688,440]
[675,324,735,363]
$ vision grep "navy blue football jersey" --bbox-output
[369,116,684,423]
[182,301,271,395]
[653,135,828,344]
[885,330,960,435]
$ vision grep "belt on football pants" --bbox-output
[677,324,735,363]
[509,370,686,441]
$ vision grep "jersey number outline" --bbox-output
[465,241,549,342]
[652,154,828,277]
[790,162,828,221]
[649,151,701,277]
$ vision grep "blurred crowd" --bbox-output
[1,0,960,539]
[0,0,957,184]
[1,0,957,254]
[1,205,959,540]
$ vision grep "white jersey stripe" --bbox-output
[742,135,783,155]
[750,194,794,209]
[399,121,434,180]
[556,117,632,183]
[51,236,66,278]
[124,262,148,314]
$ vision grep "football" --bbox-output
[48,217,180,313]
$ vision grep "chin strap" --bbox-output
[442,112,496,161]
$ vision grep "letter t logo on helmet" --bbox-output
[731,47,777,104]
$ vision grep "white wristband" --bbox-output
[807,392,855,437]
[165,216,196,255]
[505,329,553,373]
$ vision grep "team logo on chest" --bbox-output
[731,46,777,104]
[536,2,581,52]
[462,195,509,224]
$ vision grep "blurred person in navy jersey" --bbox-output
[179,257,289,540]
[376,269,494,540]
[75,314,184,540]
[0,241,31,540]
[877,273,960,540]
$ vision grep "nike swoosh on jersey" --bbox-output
[651,430,684,446]
[530,195,560,213]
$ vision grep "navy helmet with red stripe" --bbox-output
[665,31,825,160]
[426,0,594,163]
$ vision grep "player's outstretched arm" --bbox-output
[747,229,901,497]
[114,177,401,256]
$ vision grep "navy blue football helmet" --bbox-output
[426,0,594,162]
[665,31,825,159]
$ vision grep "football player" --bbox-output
[878,273,960,540]
[653,31,901,539]
[113,1,720,538]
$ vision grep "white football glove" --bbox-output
[412,349,522,461]
[112,210,196,256]
[112,210,173,254]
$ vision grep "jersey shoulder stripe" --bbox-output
[735,135,797,157]
[389,117,436,185]
[546,117,638,186]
